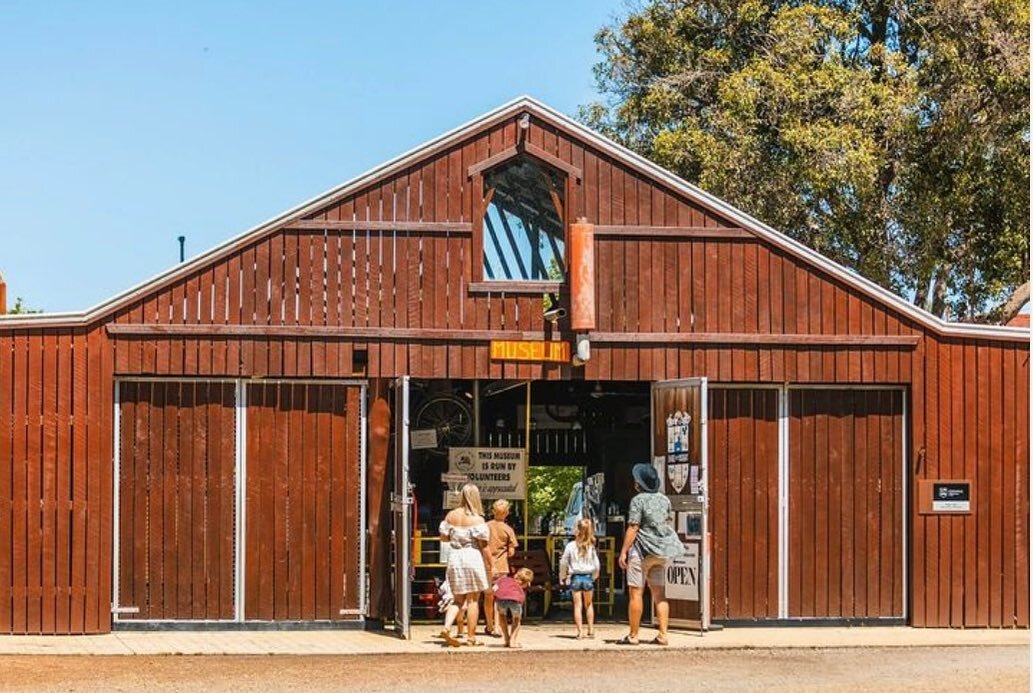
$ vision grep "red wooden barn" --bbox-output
[0,97,1027,634]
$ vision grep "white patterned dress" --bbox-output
[439,519,490,594]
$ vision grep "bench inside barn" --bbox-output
[508,549,554,620]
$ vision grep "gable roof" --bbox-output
[0,96,1026,343]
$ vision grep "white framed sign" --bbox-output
[448,447,526,499]
[665,542,700,601]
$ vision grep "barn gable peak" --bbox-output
[0,95,1025,343]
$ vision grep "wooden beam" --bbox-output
[467,146,520,178]
[522,142,583,181]
[593,225,751,239]
[467,280,562,294]
[107,322,920,348]
[466,142,583,181]
[588,332,921,347]
[107,323,551,342]
[284,219,472,234]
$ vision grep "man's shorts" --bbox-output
[495,599,523,619]
[569,574,595,592]
[626,549,667,591]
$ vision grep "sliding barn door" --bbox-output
[116,381,237,622]
[244,382,362,621]
[788,388,905,619]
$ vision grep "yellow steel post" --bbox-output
[523,381,531,547]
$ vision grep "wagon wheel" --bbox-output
[413,394,473,456]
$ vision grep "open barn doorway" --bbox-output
[398,378,652,627]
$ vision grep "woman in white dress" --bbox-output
[438,483,491,646]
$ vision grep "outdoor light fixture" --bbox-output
[571,332,591,366]
[518,113,530,130]
[543,293,566,322]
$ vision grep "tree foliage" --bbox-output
[8,297,41,315]
[581,0,1029,321]
[527,465,583,518]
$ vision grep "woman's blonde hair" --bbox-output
[460,483,484,516]
[575,517,596,559]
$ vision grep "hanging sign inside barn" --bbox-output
[448,447,527,499]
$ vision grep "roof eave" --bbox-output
[1,95,1027,343]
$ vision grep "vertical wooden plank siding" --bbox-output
[0,326,111,633]
[244,382,361,621]
[116,380,236,620]
[708,389,779,620]
[788,389,905,619]
[0,115,1028,633]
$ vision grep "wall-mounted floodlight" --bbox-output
[543,293,566,323]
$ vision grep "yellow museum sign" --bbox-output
[489,340,570,363]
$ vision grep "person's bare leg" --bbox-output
[627,585,644,640]
[572,591,584,637]
[498,610,512,646]
[440,597,463,646]
[465,593,480,642]
[484,589,496,634]
[653,589,669,642]
[584,591,595,636]
[508,615,522,648]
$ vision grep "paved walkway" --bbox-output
[0,624,1025,656]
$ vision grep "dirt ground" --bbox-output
[2,646,1027,692]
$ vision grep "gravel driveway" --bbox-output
[2,646,1027,692]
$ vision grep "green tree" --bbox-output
[8,297,41,315]
[527,465,583,519]
[581,0,1029,321]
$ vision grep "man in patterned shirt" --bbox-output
[617,463,685,646]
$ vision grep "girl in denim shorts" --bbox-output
[559,517,601,639]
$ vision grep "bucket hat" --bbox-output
[632,462,661,493]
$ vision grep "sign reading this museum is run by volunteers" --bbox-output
[448,447,526,499]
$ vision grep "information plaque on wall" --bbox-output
[917,479,972,515]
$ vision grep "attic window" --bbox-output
[482,156,566,281]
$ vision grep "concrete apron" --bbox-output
[0,625,1025,656]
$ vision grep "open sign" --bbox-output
[665,543,700,601]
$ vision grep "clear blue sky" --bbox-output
[0,1,625,313]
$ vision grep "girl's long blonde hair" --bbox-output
[575,517,596,559]
[460,483,484,516]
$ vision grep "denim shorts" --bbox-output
[495,599,523,618]
[569,574,595,592]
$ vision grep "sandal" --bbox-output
[650,635,669,646]
[440,630,461,647]
[615,635,639,645]
[465,638,484,647]
[586,630,595,639]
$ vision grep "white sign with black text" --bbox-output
[665,543,700,602]
[448,447,526,499]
